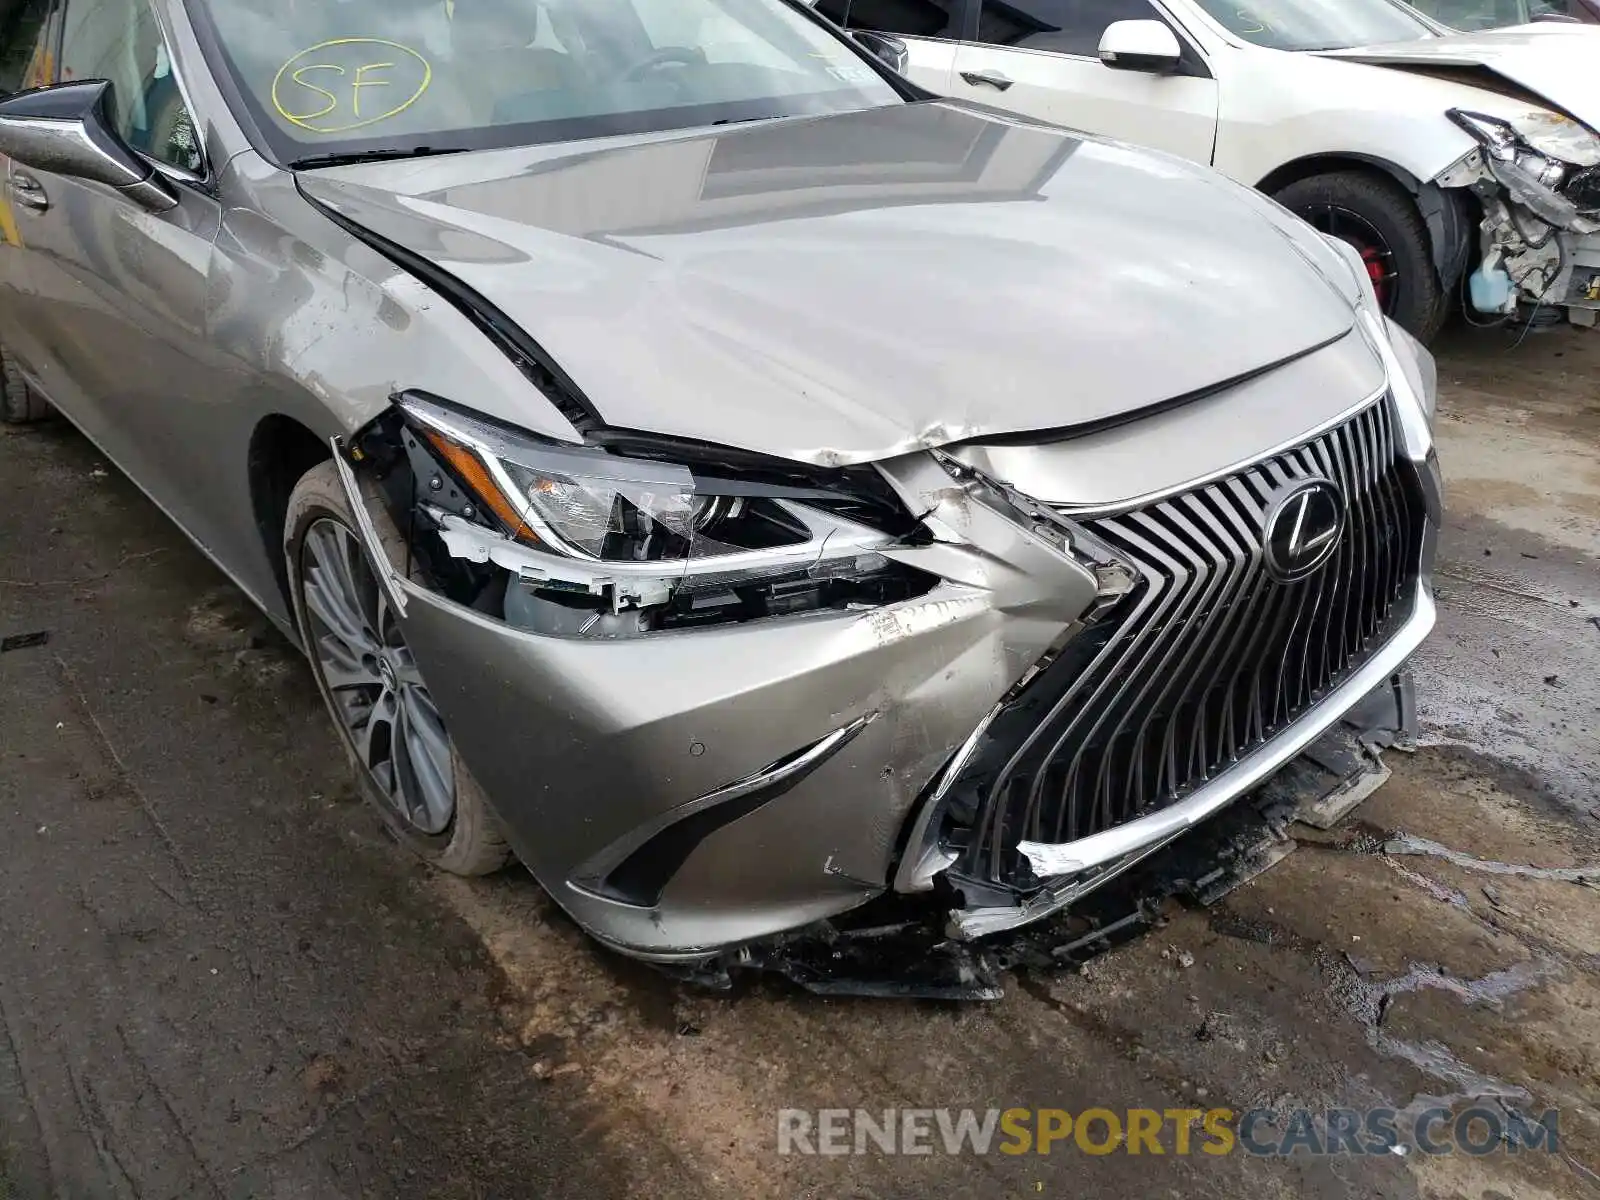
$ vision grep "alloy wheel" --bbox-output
[300,518,456,836]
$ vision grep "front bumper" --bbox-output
[342,331,1439,962]
[385,479,1102,959]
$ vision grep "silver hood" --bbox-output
[301,102,1359,464]
[1323,25,1600,130]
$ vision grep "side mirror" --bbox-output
[1098,20,1184,73]
[852,29,910,75]
[0,80,178,212]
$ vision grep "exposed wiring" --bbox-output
[1457,232,1568,339]
[1508,235,1568,353]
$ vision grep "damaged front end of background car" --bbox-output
[331,334,1439,998]
[1445,107,1600,324]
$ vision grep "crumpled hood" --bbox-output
[1323,25,1600,130]
[302,102,1359,464]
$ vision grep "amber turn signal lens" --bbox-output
[421,428,540,544]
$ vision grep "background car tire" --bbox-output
[1274,171,1448,344]
[0,345,49,424]
[285,460,512,877]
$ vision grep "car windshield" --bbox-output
[190,0,901,165]
[1188,0,1438,49]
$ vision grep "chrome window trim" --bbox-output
[138,0,211,180]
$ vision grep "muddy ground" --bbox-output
[1,321,1597,1199]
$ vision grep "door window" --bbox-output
[0,0,53,94]
[814,0,964,36]
[58,0,202,172]
[976,0,1164,56]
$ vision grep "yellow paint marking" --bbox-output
[285,64,343,121]
[350,62,393,118]
[270,39,430,134]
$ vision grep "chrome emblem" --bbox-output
[1262,478,1346,582]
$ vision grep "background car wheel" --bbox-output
[1274,171,1448,344]
[0,345,49,424]
[285,461,512,876]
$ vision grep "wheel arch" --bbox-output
[1256,152,1424,199]
[1256,154,1476,295]
[247,413,333,615]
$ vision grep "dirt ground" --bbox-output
[1,319,1597,1199]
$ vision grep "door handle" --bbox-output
[10,172,49,212]
[960,69,1014,91]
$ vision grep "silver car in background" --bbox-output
[0,0,1440,967]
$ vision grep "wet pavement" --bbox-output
[1,321,1597,1199]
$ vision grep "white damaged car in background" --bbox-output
[812,0,1600,342]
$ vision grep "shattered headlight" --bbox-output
[1500,111,1600,169]
[1450,109,1600,171]
[380,392,933,632]
[1450,108,1600,232]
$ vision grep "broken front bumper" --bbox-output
[380,491,1101,960]
[338,329,1439,962]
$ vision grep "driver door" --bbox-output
[7,0,223,534]
[0,0,58,374]
[947,0,1218,165]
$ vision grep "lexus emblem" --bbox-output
[1262,478,1346,582]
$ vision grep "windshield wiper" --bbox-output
[289,146,468,170]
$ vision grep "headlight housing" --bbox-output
[1451,108,1600,171]
[369,392,935,634]
[1450,109,1600,232]
[1502,110,1600,169]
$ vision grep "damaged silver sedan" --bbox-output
[0,0,1440,970]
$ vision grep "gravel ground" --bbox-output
[1,321,1596,1199]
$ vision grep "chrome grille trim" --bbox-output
[1049,382,1389,519]
[946,396,1429,892]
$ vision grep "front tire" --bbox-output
[1274,171,1448,344]
[285,461,511,876]
[0,345,48,424]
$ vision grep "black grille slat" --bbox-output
[1306,435,1348,688]
[946,396,1428,893]
[1144,505,1238,799]
[1165,487,1249,787]
[1087,512,1213,832]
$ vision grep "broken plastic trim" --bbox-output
[950,593,1433,939]
[1448,110,1600,236]
[888,457,1138,897]
[670,691,1416,1000]
[344,395,938,636]
[425,506,897,612]
[330,435,408,618]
